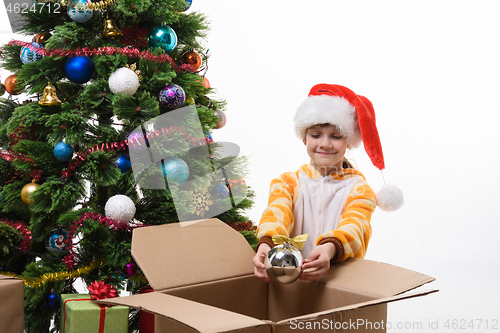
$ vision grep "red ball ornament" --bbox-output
[203,76,210,88]
[5,74,23,95]
[181,50,202,71]
[214,110,226,129]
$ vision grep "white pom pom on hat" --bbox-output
[294,83,404,212]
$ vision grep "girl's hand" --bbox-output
[253,243,272,282]
[299,242,336,281]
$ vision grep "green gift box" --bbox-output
[60,294,129,333]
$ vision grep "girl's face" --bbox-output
[303,124,348,176]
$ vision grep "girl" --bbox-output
[253,84,403,282]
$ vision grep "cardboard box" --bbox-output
[0,274,24,333]
[99,218,437,332]
[139,285,155,333]
[60,294,129,333]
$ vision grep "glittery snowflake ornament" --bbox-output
[105,194,136,225]
[108,67,140,96]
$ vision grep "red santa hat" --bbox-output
[294,83,403,211]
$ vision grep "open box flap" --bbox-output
[0,274,22,281]
[319,258,435,298]
[277,289,439,325]
[131,218,255,291]
[97,292,270,333]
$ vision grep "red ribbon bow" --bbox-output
[88,281,119,300]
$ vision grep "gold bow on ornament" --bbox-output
[272,234,309,250]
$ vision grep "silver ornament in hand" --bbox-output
[264,234,309,284]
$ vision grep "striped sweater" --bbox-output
[256,163,376,262]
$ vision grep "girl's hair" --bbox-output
[342,157,355,169]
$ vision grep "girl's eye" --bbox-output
[310,134,320,138]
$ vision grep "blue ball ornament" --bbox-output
[20,42,44,64]
[67,0,93,23]
[45,291,60,308]
[204,131,213,143]
[65,56,95,84]
[159,84,186,110]
[162,157,189,185]
[114,154,132,173]
[53,142,74,162]
[148,25,178,53]
[45,229,71,256]
[216,184,230,199]
[181,0,192,11]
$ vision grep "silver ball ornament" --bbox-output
[264,242,303,284]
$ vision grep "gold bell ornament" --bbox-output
[103,15,122,39]
[39,82,62,106]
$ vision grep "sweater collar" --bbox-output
[300,163,366,181]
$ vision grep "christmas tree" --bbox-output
[0,0,257,331]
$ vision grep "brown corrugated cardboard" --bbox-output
[99,218,437,333]
[0,274,24,333]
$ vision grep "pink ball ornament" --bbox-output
[123,262,138,277]
[214,110,226,129]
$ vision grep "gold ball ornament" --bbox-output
[5,74,23,95]
[21,182,40,204]
[34,31,52,45]
[0,83,5,96]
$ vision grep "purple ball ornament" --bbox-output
[123,262,138,277]
[159,84,186,110]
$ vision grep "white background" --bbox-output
[2,1,500,332]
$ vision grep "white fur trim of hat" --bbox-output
[294,95,362,148]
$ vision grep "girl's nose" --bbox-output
[319,136,332,148]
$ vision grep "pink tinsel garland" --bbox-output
[10,40,197,72]
[63,211,144,269]
[0,218,32,251]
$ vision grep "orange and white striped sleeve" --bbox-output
[256,171,300,249]
[318,177,376,262]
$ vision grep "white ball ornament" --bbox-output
[108,68,140,96]
[105,194,136,225]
